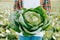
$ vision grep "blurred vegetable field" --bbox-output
[0,0,60,40]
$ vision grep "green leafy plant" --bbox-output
[9,6,51,36]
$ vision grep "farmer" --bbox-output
[9,0,51,40]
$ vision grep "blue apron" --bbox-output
[18,36,43,40]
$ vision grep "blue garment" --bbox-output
[18,36,43,40]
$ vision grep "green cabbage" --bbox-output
[9,6,51,36]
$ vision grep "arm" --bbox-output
[40,0,51,12]
[14,0,23,11]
